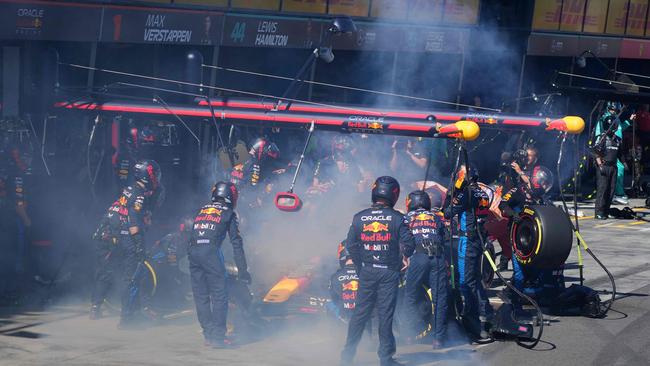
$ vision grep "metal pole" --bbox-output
[632,112,637,194]
[86,42,98,92]
[84,42,98,140]
[389,50,399,106]
[574,135,580,231]
[307,54,316,101]
[566,56,574,114]
[515,53,526,113]
[455,52,465,110]
[209,45,220,98]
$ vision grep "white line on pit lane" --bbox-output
[594,222,618,228]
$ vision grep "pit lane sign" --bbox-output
[222,14,322,48]
[101,7,224,45]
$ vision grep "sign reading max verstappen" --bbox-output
[143,14,191,43]
[102,7,223,45]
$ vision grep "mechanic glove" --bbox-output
[239,270,252,284]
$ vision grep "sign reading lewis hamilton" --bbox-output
[101,7,223,45]
[223,15,322,49]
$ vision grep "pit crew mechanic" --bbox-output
[145,215,194,310]
[310,135,367,195]
[90,160,163,324]
[0,136,31,300]
[491,146,543,271]
[188,181,251,348]
[341,176,415,366]
[443,165,493,341]
[330,241,361,321]
[403,190,448,349]
[498,159,558,306]
[229,136,280,190]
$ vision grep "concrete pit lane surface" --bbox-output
[2,201,650,366]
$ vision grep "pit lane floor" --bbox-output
[2,200,650,366]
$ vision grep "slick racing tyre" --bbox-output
[510,205,573,269]
[103,260,158,312]
[395,281,433,341]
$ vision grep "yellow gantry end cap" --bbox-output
[546,116,585,134]
[455,120,480,141]
[563,116,585,134]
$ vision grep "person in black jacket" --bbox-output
[592,116,622,219]
[403,190,448,348]
[443,165,492,341]
[329,241,360,321]
[340,176,415,366]
[189,181,250,348]
[90,160,163,324]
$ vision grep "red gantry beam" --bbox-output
[195,97,585,134]
[55,97,584,139]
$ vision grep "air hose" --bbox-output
[556,133,616,317]
[441,143,543,347]
[477,226,544,349]
[459,146,544,349]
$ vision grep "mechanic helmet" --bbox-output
[212,181,239,207]
[605,101,622,113]
[133,159,162,192]
[250,137,279,161]
[453,164,479,190]
[337,240,350,269]
[601,115,619,135]
[371,176,400,207]
[332,135,352,156]
[531,166,554,194]
[406,190,431,212]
